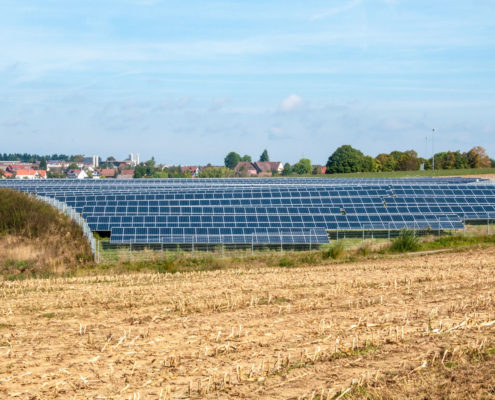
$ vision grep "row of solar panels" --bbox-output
[1,177,484,186]
[90,214,464,232]
[62,195,495,207]
[79,204,495,216]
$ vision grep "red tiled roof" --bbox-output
[96,168,116,178]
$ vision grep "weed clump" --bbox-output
[322,241,345,259]
[390,229,420,252]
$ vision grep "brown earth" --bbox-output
[1,248,495,399]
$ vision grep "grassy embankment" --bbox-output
[0,188,93,277]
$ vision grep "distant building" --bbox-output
[234,161,284,176]
[96,168,117,179]
[66,169,88,179]
[82,155,99,168]
[14,169,47,180]
[181,166,200,177]
[254,161,284,175]
[129,153,140,167]
[117,169,135,179]
[234,162,258,176]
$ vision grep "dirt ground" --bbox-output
[1,248,495,399]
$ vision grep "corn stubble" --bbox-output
[1,248,495,399]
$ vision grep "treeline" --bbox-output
[325,145,494,174]
[0,153,86,162]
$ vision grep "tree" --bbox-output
[240,155,252,162]
[133,165,147,178]
[466,146,491,168]
[198,166,236,178]
[145,157,156,169]
[70,155,84,163]
[39,157,47,171]
[106,156,116,162]
[396,150,419,171]
[326,145,367,174]
[281,163,292,176]
[224,152,241,169]
[294,158,312,175]
[491,159,495,167]
[259,149,269,162]
[66,163,79,171]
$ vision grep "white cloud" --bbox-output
[280,94,304,112]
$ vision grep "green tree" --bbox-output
[491,158,495,167]
[294,158,312,175]
[39,157,47,171]
[281,163,292,176]
[259,149,269,162]
[224,152,241,169]
[199,166,236,178]
[133,165,147,178]
[66,163,79,171]
[326,145,367,173]
[240,154,252,162]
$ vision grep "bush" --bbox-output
[390,229,420,252]
[322,241,345,259]
[357,240,372,256]
[278,255,296,267]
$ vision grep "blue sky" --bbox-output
[1,0,494,164]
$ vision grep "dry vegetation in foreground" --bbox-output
[1,248,495,399]
[0,188,93,276]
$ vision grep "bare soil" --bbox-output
[1,247,495,399]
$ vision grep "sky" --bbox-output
[1,0,494,165]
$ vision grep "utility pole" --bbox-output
[432,128,435,171]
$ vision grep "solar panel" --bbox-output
[1,176,494,245]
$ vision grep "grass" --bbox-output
[60,227,494,277]
[389,229,420,253]
[278,167,495,179]
[0,188,93,275]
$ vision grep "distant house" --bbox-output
[312,165,327,174]
[96,168,117,179]
[234,161,284,176]
[234,162,258,176]
[117,169,135,179]
[181,166,199,177]
[47,160,68,172]
[254,161,284,175]
[66,169,88,179]
[14,169,47,180]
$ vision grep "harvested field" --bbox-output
[1,248,495,399]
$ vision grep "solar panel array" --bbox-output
[1,177,494,245]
